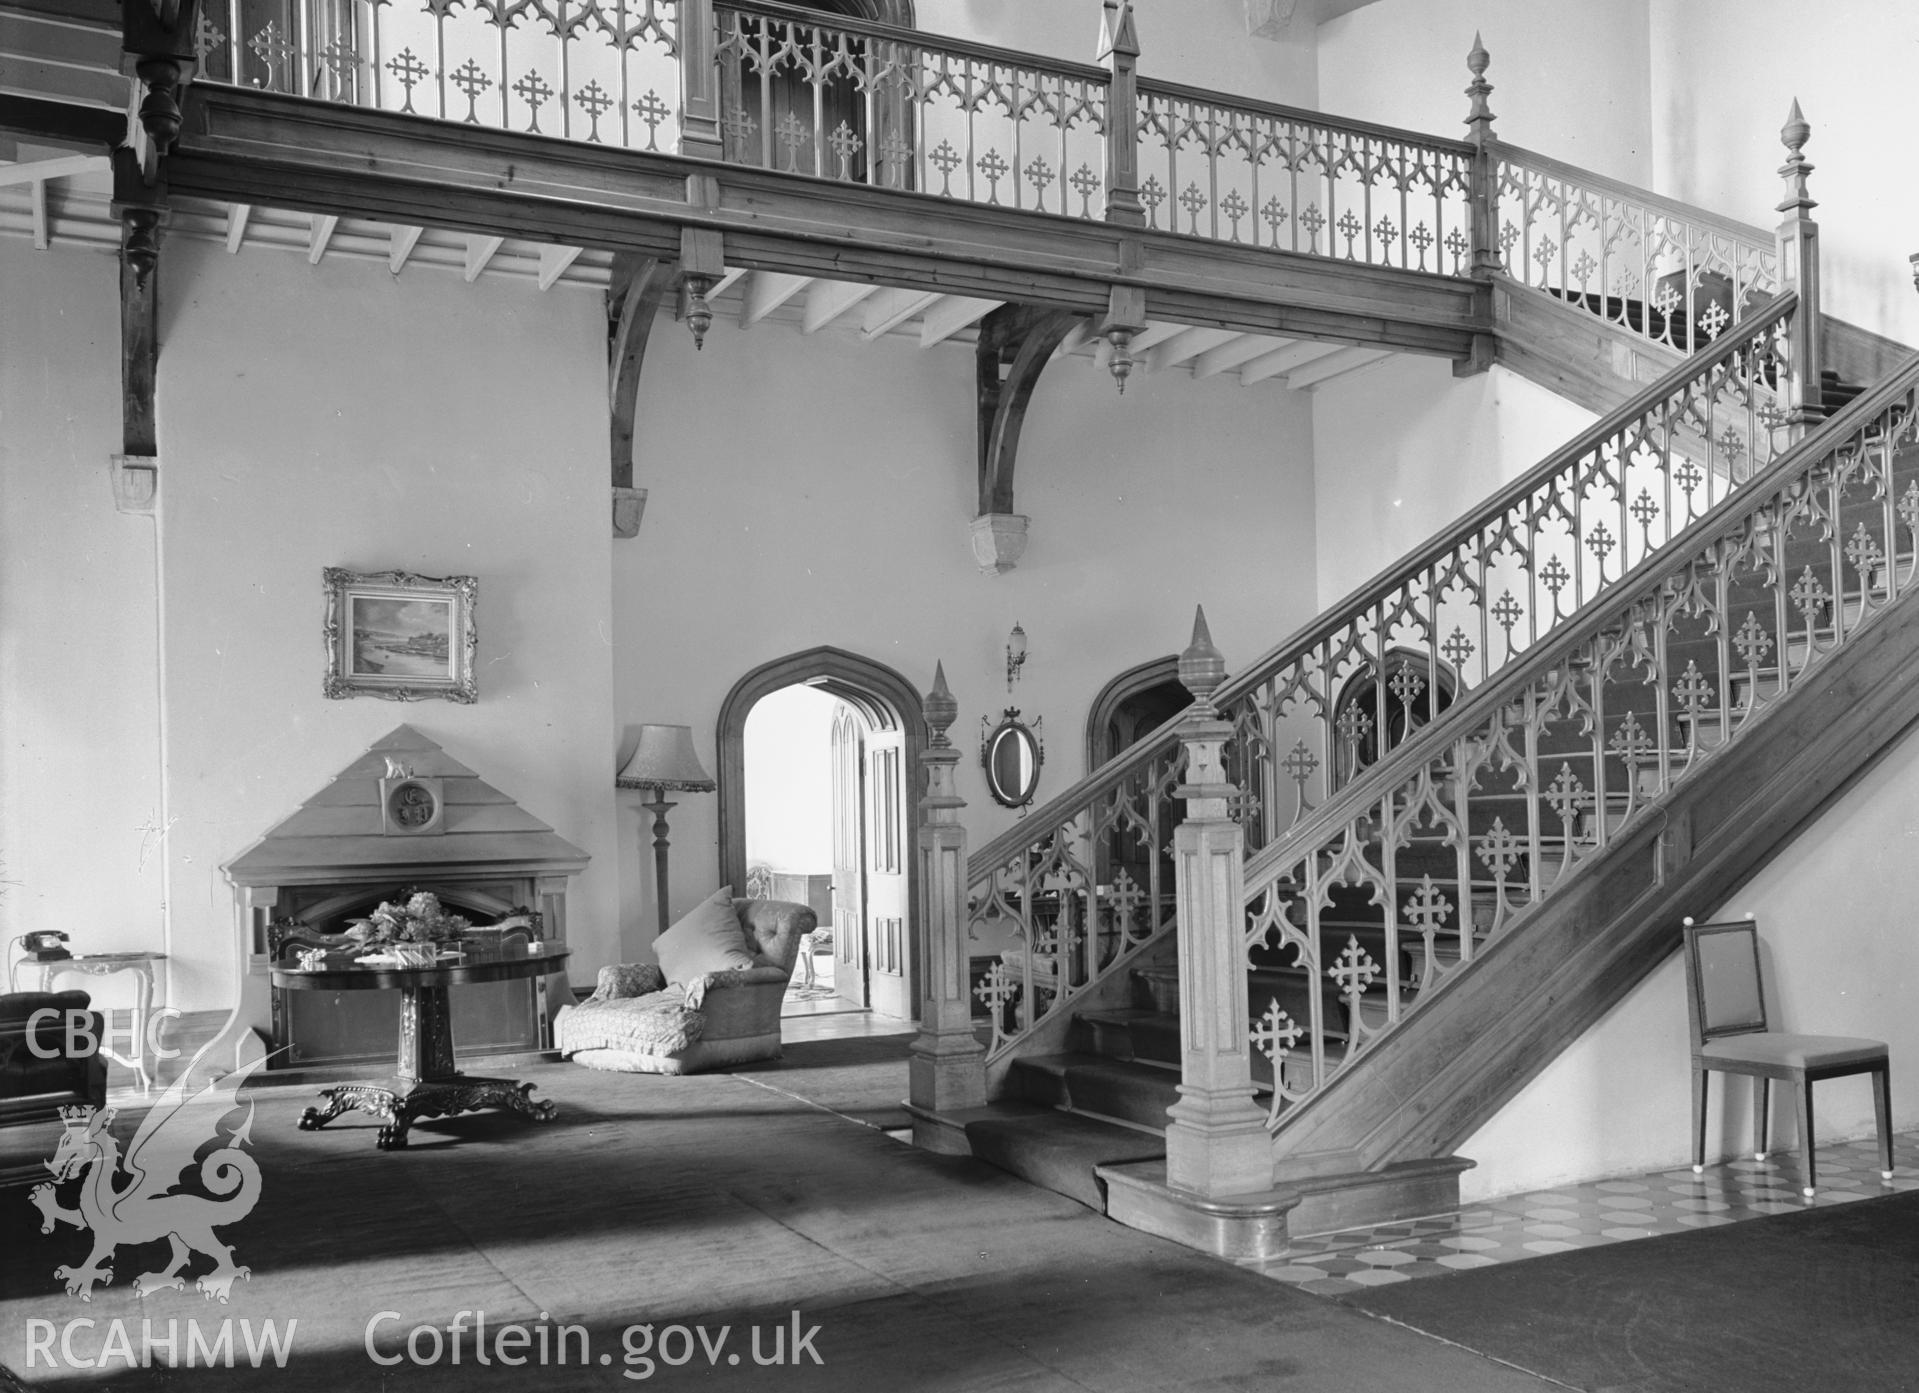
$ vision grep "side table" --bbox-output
[10,952,166,1094]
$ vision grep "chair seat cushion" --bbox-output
[1701,1031,1887,1070]
[554,989,704,1057]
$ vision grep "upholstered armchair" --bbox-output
[555,896,813,1075]
[1,990,106,1126]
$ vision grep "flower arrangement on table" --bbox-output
[343,892,472,966]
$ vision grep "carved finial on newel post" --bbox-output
[1165,607,1272,1200]
[908,661,987,1138]
[1460,34,1501,353]
[1464,33,1495,145]
[1776,100,1823,430]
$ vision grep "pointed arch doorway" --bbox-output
[718,649,925,1022]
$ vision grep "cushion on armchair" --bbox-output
[652,886,756,983]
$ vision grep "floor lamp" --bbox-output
[616,724,716,940]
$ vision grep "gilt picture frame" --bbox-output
[323,567,478,703]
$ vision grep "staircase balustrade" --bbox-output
[967,294,1802,1066]
[1247,346,1919,1141]
[1489,140,1780,353]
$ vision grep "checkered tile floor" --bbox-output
[1250,1132,1918,1298]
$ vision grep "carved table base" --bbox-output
[298,1074,557,1150]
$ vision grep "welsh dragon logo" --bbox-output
[31,1049,268,1302]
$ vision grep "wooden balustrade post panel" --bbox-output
[1098,1,1144,228]
[909,664,987,1116]
[1776,101,1822,431]
[1164,612,1272,1198]
[677,0,724,160]
[1165,709,1272,1197]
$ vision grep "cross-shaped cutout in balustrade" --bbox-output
[1608,709,1653,764]
[1531,234,1559,279]
[1140,176,1168,228]
[1490,590,1523,639]
[1300,204,1327,253]
[1571,250,1598,290]
[450,59,493,124]
[1336,208,1363,258]
[1672,659,1714,714]
[194,11,226,64]
[974,962,1021,1033]
[1249,998,1303,1062]
[1901,480,1919,539]
[1631,488,1660,541]
[1103,871,1147,940]
[1846,522,1885,581]
[1387,665,1426,708]
[976,149,1011,204]
[1327,936,1380,1005]
[1540,555,1571,602]
[1221,189,1250,242]
[1496,223,1521,262]
[316,34,361,101]
[1445,225,1471,275]
[775,110,812,172]
[1178,181,1208,236]
[1229,786,1262,827]
[1653,282,1684,321]
[1545,762,1591,828]
[1372,215,1398,257]
[386,48,431,114]
[1475,816,1521,880]
[632,88,671,151]
[1014,154,1051,210]
[1675,458,1704,500]
[248,20,297,92]
[722,105,758,151]
[1282,739,1319,791]
[1335,703,1373,752]
[574,80,615,143]
[1700,300,1731,340]
[1789,566,1831,625]
[1586,520,1616,570]
[1402,875,1453,934]
[828,121,864,180]
[1441,627,1476,670]
[1407,221,1434,271]
[1718,424,1747,476]
[1068,163,1101,218]
[877,131,913,190]
[1262,197,1290,247]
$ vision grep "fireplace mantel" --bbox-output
[222,725,589,1067]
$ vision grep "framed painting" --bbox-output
[323,568,478,703]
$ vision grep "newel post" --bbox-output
[909,663,988,1137]
[1464,33,1500,277]
[677,0,724,159]
[1164,609,1273,1198]
[1098,0,1145,227]
[1777,100,1823,431]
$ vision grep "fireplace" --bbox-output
[224,725,589,1071]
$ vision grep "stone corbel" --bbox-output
[111,454,159,515]
[973,304,1080,573]
[1244,0,1301,38]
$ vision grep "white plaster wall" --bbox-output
[743,683,837,873]
[151,242,619,1012]
[918,0,1318,107]
[0,239,167,962]
[1317,0,1652,184]
[1648,0,1919,345]
[616,309,1320,946]
[1462,723,1919,1201]
[1310,357,1595,608]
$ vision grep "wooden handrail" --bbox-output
[712,0,1114,84]
[1488,138,1775,250]
[1137,76,1475,159]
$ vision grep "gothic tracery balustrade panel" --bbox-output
[1491,142,1780,353]
[198,0,685,151]
[1136,81,1474,270]
[968,295,1801,1068]
[1246,364,1919,1128]
[712,2,1110,208]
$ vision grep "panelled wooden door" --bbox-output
[863,728,911,1019]
[829,703,869,1008]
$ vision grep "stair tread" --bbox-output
[963,1105,1168,1210]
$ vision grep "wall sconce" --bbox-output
[616,724,717,939]
[1006,622,1028,691]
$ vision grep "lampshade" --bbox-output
[616,724,715,792]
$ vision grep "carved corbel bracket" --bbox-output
[112,150,167,459]
[976,303,1081,538]
[969,513,1029,575]
[607,253,674,537]
[111,454,159,515]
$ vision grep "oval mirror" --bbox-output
[982,708,1045,809]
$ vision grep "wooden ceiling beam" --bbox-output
[29,177,49,248]
[1287,345,1391,390]
[0,153,109,187]
[919,295,1000,347]
[307,213,337,265]
[739,270,810,326]
[1149,325,1240,374]
[1192,333,1286,379]
[802,279,879,334]
[537,243,582,289]
[387,223,423,274]
[1238,339,1342,385]
[861,286,942,341]
[464,233,504,282]
[224,201,250,252]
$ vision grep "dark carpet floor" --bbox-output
[1341,1187,1919,1393]
[729,1031,914,1130]
[0,1060,1559,1391]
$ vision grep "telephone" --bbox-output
[19,931,71,962]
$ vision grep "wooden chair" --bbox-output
[1682,916,1893,1197]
